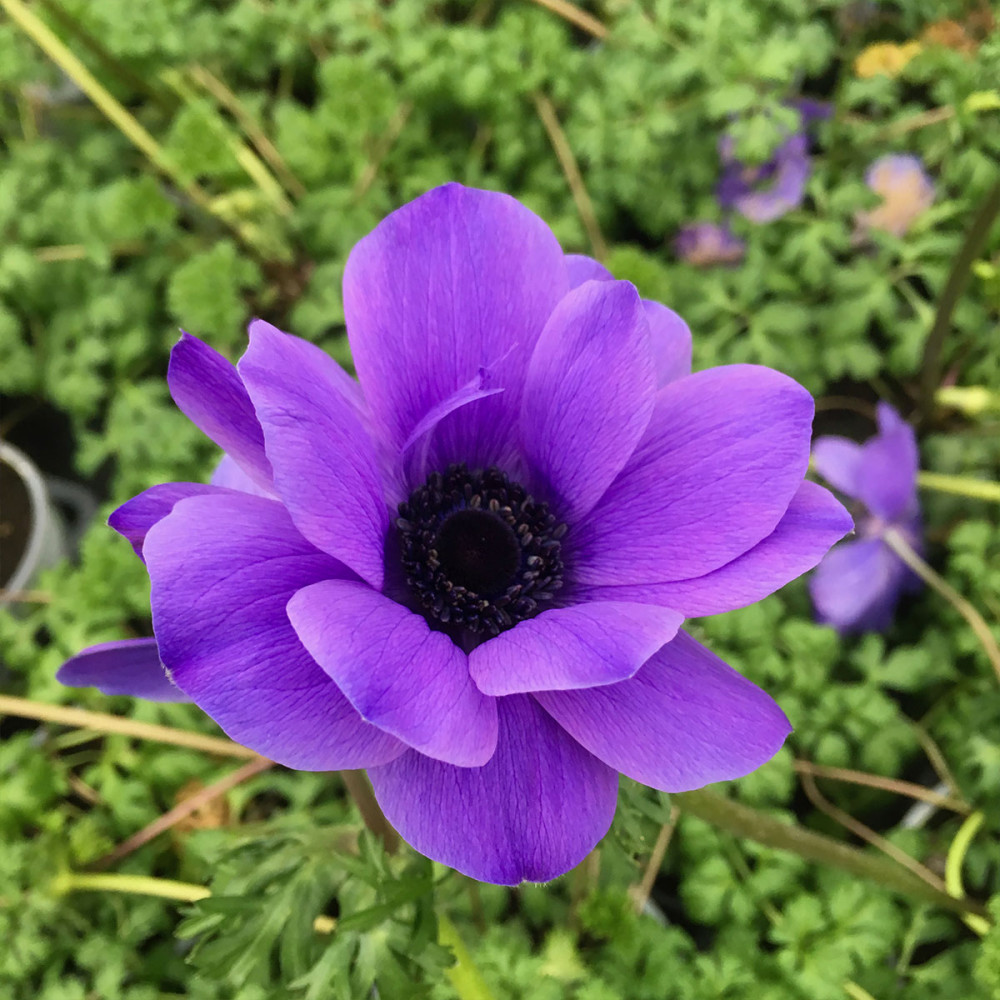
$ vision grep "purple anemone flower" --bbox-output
[58,184,851,884]
[674,222,746,267]
[809,403,922,632]
[717,102,829,224]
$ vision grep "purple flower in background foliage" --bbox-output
[717,102,830,223]
[810,403,922,632]
[856,154,935,238]
[59,184,851,884]
[674,222,746,267]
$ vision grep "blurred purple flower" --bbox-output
[675,222,746,266]
[59,184,850,884]
[717,103,830,223]
[809,403,922,632]
[856,154,935,238]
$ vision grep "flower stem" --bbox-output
[438,914,497,1000]
[916,470,1000,504]
[945,812,991,936]
[339,769,400,854]
[919,178,1000,422]
[673,788,988,920]
[0,694,257,758]
[881,527,1000,683]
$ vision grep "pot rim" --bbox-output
[1,440,54,596]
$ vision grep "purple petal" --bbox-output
[469,602,683,695]
[564,254,692,385]
[144,492,404,770]
[168,333,273,490]
[809,538,905,632]
[520,280,655,522]
[343,183,569,471]
[812,436,864,499]
[57,638,188,702]
[644,300,692,386]
[565,254,612,287]
[855,403,918,521]
[210,454,275,497]
[571,365,815,586]
[674,223,746,267]
[535,631,791,792]
[576,481,852,617]
[287,580,497,767]
[109,482,226,559]
[238,322,390,591]
[368,694,618,884]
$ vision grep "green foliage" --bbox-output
[2,0,1000,997]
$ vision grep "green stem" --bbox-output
[919,179,1000,422]
[917,471,1000,503]
[673,789,988,920]
[438,914,497,1000]
[945,812,990,936]
[53,871,210,903]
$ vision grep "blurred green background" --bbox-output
[2,1,1000,997]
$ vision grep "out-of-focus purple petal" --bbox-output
[809,537,905,632]
[674,223,746,267]
[238,322,389,591]
[577,481,852,617]
[468,602,683,695]
[854,403,919,521]
[571,365,814,586]
[644,300,692,385]
[144,492,405,770]
[520,280,654,523]
[168,333,273,489]
[859,155,934,238]
[344,183,569,471]
[730,135,811,223]
[535,631,791,792]
[368,694,618,884]
[287,580,497,767]
[812,436,865,499]
[109,483,227,559]
[57,638,188,702]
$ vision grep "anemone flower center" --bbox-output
[396,464,566,636]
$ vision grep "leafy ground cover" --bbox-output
[1,1,1000,997]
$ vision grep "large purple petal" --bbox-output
[368,694,618,884]
[143,492,404,770]
[469,602,683,695]
[343,183,570,471]
[238,322,390,591]
[564,254,692,386]
[168,333,273,489]
[575,482,852,617]
[520,280,654,522]
[210,454,275,498]
[287,580,497,767]
[571,365,815,585]
[109,482,228,559]
[809,538,905,632]
[535,631,791,792]
[855,403,919,521]
[812,436,864,499]
[57,638,188,702]
[644,300,692,386]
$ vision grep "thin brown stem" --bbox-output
[529,0,608,39]
[629,805,678,914]
[799,772,948,893]
[0,695,257,758]
[883,527,1000,683]
[352,102,413,202]
[533,92,608,262]
[91,756,273,870]
[340,769,399,853]
[793,760,971,813]
[910,722,963,797]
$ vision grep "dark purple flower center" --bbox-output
[397,465,566,636]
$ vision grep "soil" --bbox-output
[1,454,32,588]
